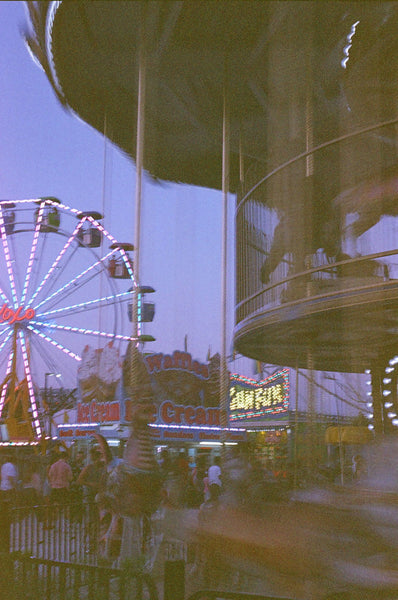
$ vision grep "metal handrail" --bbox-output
[2,551,158,600]
[236,249,397,315]
[237,116,398,213]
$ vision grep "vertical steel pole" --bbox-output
[220,69,230,456]
[294,362,299,488]
[131,7,146,399]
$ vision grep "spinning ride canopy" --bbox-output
[25,2,398,372]
[26,0,275,191]
[27,1,398,191]
[24,0,360,191]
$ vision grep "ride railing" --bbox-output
[9,502,99,564]
[0,552,158,600]
[8,502,165,570]
[236,249,398,324]
[236,120,398,326]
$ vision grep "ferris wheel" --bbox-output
[0,197,139,441]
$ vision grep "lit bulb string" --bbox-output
[20,203,44,305]
[30,320,134,343]
[0,282,11,308]
[0,330,13,353]
[26,324,82,362]
[26,219,85,309]
[382,355,398,426]
[0,197,138,295]
[0,207,18,309]
[37,289,133,320]
[0,349,14,416]
[18,330,41,438]
[34,249,116,312]
[230,368,289,387]
[341,21,360,69]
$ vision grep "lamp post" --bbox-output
[44,372,61,437]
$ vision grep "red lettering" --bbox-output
[173,405,185,425]
[77,403,90,423]
[195,407,206,425]
[163,355,173,369]
[161,401,175,424]
[206,408,220,426]
[145,353,163,373]
[3,307,12,321]
[184,406,196,425]
[0,304,36,324]
[110,403,120,421]
[24,308,35,320]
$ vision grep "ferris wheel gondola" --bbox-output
[0,197,138,441]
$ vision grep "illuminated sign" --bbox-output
[229,369,289,421]
[58,424,99,438]
[145,351,209,379]
[77,400,120,423]
[160,401,219,427]
[0,304,35,324]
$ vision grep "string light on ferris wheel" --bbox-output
[34,249,115,311]
[20,204,44,306]
[0,207,18,309]
[26,219,85,309]
[0,198,142,440]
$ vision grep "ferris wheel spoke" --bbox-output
[0,207,19,308]
[0,329,13,354]
[17,330,42,438]
[35,321,134,342]
[0,347,15,417]
[29,334,65,385]
[34,249,116,313]
[27,324,82,362]
[36,289,132,321]
[20,204,45,305]
[27,218,85,308]
[0,282,11,307]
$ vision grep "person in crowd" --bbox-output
[76,446,106,503]
[176,449,190,506]
[208,455,222,490]
[352,454,366,481]
[47,448,73,504]
[20,462,42,507]
[0,453,18,504]
[189,454,208,507]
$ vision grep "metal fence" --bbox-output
[9,502,99,564]
[1,552,158,600]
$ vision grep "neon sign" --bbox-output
[229,369,289,421]
[0,304,36,325]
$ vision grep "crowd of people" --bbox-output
[0,445,109,511]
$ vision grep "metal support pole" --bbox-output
[220,69,230,455]
[130,6,146,399]
[294,362,299,488]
